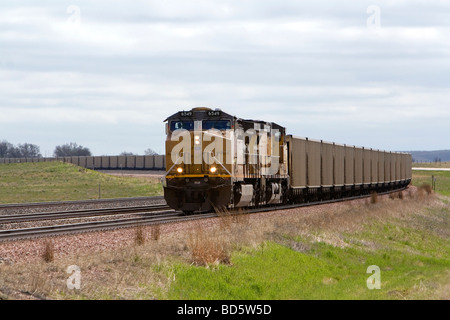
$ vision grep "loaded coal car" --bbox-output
[162,107,412,213]
[285,136,411,203]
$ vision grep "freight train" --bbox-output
[162,107,412,213]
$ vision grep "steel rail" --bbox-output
[0,210,217,241]
[0,204,170,224]
[0,186,409,242]
[0,196,164,211]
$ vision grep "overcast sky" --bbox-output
[1,0,449,156]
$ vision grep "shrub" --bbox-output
[42,240,54,263]
[187,225,230,267]
[370,192,378,204]
[215,206,233,230]
[419,183,433,195]
[135,225,145,246]
[151,224,161,241]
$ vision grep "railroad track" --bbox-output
[0,196,164,211]
[0,187,408,242]
[0,211,216,242]
[0,204,170,224]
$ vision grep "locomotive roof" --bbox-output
[164,107,285,131]
[164,107,235,122]
[238,118,285,131]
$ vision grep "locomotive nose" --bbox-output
[163,176,232,213]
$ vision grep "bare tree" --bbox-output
[120,151,134,156]
[54,142,92,157]
[16,143,42,158]
[144,148,159,156]
[0,140,13,158]
[0,141,41,158]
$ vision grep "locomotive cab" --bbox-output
[163,107,234,213]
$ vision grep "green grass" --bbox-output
[0,162,163,204]
[412,171,450,196]
[165,236,449,300]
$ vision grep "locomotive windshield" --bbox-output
[203,120,231,130]
[170,120,194,131]
[169,120,231,131]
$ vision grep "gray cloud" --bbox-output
[1,1,449,155]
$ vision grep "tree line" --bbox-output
[0,140,159,158]
[0,141,42,158]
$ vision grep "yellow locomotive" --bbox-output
[163,107,289,213]
[163,107,412,214]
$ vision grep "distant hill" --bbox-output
[406,150,450,163]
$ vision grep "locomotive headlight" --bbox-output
[194,135,200,145]
[177,167,183,173]
[210,166,217,173]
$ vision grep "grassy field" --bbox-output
[165,191,449,300]
[412,170,450,197]
[168,238,448,300]
[0,162,162,204]
[0,165,448,300]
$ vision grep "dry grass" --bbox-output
[41,240,54,263]
[419,183,433,195]
[389,191,406,200]
[187,223,231,267]
[215,206,233,229]
[150,224,161,241]
[215,206,251,230]
[134,225,145,246]
[10,240,182,299]
[134,224,161,246]
[370,192,378,204]
[232,208,251,225]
